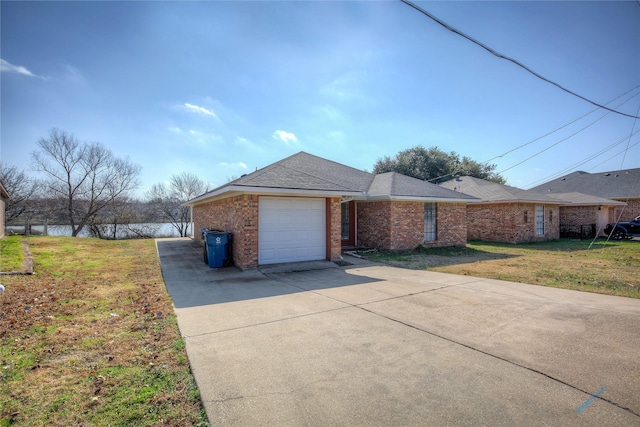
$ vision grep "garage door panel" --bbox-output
[259,197,326,265]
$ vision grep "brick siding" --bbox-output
[614,198,640,222]
[357,201,466,250]
[327,197,342,262]
[466,203,559,243]
[193,194,259,269]
[194,195,342,269]
[559,206,598,226]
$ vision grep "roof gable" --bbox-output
[229,152,374,192]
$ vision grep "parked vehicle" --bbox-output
[604,216,640,240]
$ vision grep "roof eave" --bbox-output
[185,185,364,206]
[366,195,476,203]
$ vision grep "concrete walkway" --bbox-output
[156,238,640,426]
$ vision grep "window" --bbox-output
[424,203,437,242]
[535,205,544,236]
[341,202,350,240]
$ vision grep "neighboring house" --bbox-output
[440,176,563,243]
[440,176,626,242]
[543,192,625,237]
[185,152,475,269]
[529,168,640,223]
[0,181,9,238]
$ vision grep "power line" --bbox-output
[483,86,640,164]
[497,98,632,175]
[589,139,640,171]
[399,0,640,120]
[523,132,640,188]
[620,101,640,168]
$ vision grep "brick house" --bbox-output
[0,181,9,238]
[529,168,640,224]
[440,176,626,242]
[440,176,563,243]
[544,192,626,237]
[185,152,475,269]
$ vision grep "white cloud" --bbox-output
[182,103,220,120]
[272,130,298,145]
[219,161,248,169]
[1,58,43,78]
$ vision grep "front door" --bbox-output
[341,201,355,246]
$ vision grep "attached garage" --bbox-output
[258,196,326,265]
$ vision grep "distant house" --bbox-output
[0,181,9,238]
[529,168,640,223]
[440,176,562,243]
[440,176,626,242]
[185,152,475,269]
[543,192,625,238]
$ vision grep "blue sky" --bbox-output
[2,0,639,196]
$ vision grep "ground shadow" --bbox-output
[156,239,384,309]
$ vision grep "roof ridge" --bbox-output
[282,152,373,192]
[275,163,357,191]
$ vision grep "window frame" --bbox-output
[535,205,545,236]
[424,202,437,242]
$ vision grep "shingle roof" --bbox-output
[528,168,640,199]
[212,152,373,193]
[369,172,476,200]
[187,152,475,204]
[544,192,626,206]
[439,176,561,203]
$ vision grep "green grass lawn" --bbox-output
[364,239,640,299]
[0,236,209,426]
[0,235,24,272]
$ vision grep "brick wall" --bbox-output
[467,203,559,243]
[426,202,467,248]
[194,195,342,269]
[559,206,598,226]
[193,194,259,269]
[614,198,640,222]
[357,201,391,249]
[357,201,467,250]
[0,198,4,238]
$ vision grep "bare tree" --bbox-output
[87,196,159,240]
[146,172,208,237]
[0,163,38,222]
[31,128,141,237]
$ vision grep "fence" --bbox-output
[559,224,597,240]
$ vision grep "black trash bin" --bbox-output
[204,231,231,268]
[201,228,213,264]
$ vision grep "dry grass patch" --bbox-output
[364,239,640,299]
[0,237,208,426]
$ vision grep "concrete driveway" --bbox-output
[156,238,640,426]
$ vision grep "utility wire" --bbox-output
[620,101,640,167]
[399,0,640,120]
[497,96,632,174]
[483,86,640,164]
[523,133,640,188]
[589,139,640,171]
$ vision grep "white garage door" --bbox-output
[259,197,326,265]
